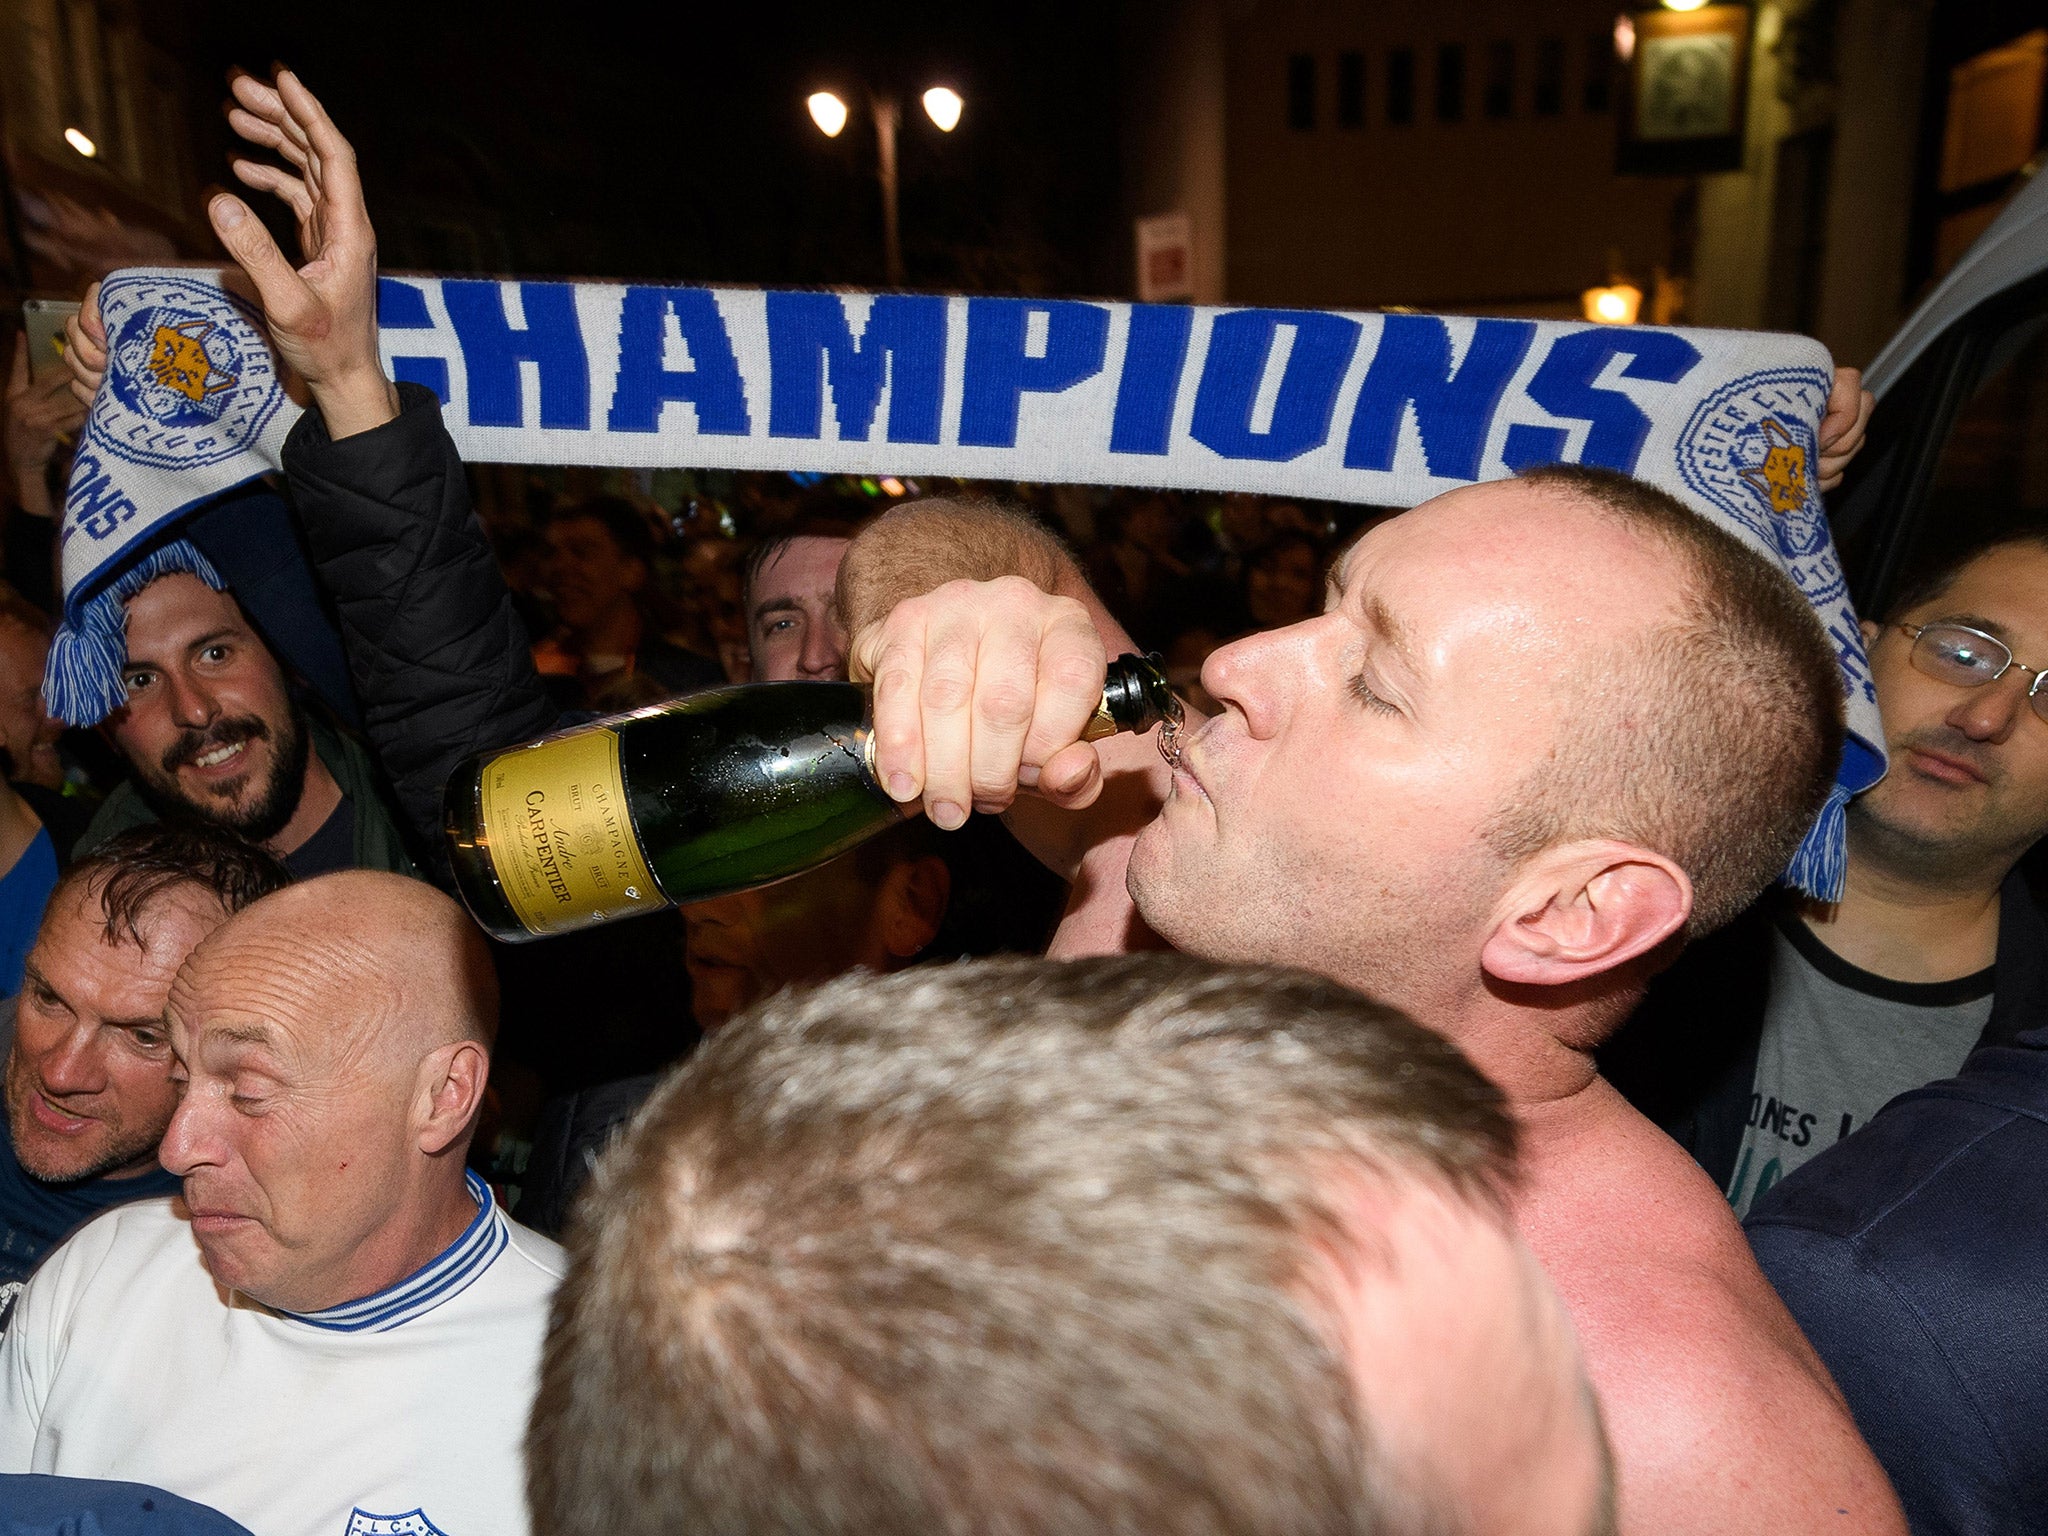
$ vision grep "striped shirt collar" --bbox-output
[282,1170,508,1334]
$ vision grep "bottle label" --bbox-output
[476,728,662,938]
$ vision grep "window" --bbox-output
[1833,279,2048,620]
[1484,41,1514,118]
[1436,43,1465,122]
[1387,47,1415,125]
[1534,37,1565,115]
[1892,307,2048,583]
[1287,53,1316,130]
[1338,50,1366,128]
[1584,32,1613,112]
[1932,31,2048,279]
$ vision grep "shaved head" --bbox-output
[160,872,497,1313]
[178,871,500,1061]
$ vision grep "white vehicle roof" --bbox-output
[1865,167,2048,397]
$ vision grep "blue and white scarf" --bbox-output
[54,265,1885,897]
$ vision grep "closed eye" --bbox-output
[1351,674,1398,715]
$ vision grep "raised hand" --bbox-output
[850,576,1109,829]
[210,68,398,440]
[1816,366,1875,493]
[5,333,87,520]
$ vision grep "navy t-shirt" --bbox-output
[282,794,355,880]
[0,1069,181,1289]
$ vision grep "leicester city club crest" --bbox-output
[1675,367,1833,574]
[88,272,286,473]
[1674,365,1875,709]
[344,1510,451,1536]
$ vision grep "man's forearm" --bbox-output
[310,368,404,443]
[8,470,54,524]
[838,500,1080,638]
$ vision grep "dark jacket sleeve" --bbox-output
[1747,1219,2018,1536]
[279,384,558,884]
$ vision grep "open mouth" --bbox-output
[192,740,247,771]
[165,719,269,779]
[29,1091,95,1135]
[1166,729,1212,800]
[1168,755,1210,805]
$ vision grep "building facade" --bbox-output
[0,0,211,308]
[1124,0,2048,367]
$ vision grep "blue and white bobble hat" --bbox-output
[42,539,227,729]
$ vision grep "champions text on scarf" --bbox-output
[60,266,1886,897]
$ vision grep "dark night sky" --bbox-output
[173,1,1129,295]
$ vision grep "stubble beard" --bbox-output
[1850,727,2048,891]
[1130,814,1494,1021]
[1848,788,2032,893]
[2,1047,162,1184]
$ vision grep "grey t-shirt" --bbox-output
[1725,913,1993,1217]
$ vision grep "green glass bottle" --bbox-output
[443,654,1182,942]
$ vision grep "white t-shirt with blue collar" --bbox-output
[0,1171,564,1536]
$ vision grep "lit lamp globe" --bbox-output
[1581,283,1644,326]
[922,87,963,132]
[807,92,849,138]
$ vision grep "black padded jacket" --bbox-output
[278,382,558,886]
[278,384,697,1093]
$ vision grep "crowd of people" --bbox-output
[0,62,2041,1536]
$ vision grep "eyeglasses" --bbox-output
[1900,622,2048,723]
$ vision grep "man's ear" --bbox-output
[416,1039,491,1157]
[1478,840,1691,989]
[1860,616,1880,646]
[880,855,952,960]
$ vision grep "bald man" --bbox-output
[0,872,564,1536]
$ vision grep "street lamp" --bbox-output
[807,83,964,287]
[922,87,963,133]
[806,92,849,137]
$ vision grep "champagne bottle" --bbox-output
[443,654,1182,942]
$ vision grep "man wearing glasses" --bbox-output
[1725,530,2048,1535]
[1605,531,2048,1219]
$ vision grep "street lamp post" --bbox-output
[873,94,902,287]
[807,84,962,288]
